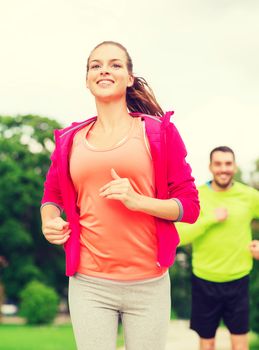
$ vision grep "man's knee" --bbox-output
[231,333,249,350]
[200,337,215,350]
[232,345,249,350]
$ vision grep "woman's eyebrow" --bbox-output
[89,58,123,63]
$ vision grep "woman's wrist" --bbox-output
[135,195,180,221]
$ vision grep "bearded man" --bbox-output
[177,146,259,350]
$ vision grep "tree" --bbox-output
[0,115,67,302]
[234,166,245,183]
[169,247,192,319]
[248,158,259,334]
[250,220,259,334]
[0,256,8,322]
[250,158,259,190]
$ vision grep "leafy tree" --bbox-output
[234,166,245,183]
[0,115,67,302]
[169,247,192,319]
[250,159,259,190]
[250,221,259,334]
[248,158,259,334]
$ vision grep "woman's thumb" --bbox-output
[111,168,120,179]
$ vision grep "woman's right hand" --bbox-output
[42,217,71,245]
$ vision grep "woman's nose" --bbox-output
[100,65,110,75]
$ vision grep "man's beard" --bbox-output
[214,176,233,189]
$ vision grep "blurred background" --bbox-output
[1,0,259,183]
[0,1,259,349]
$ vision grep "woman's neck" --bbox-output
[95,99,132,131]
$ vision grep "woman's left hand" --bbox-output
[99,168,140,211]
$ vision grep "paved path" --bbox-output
[165,320,230,350]
[118,320,231,350]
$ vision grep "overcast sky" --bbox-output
[1,0,259,184]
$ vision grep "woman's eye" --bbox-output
[90,64,101,70]
[112,64,121,69]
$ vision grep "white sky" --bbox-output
[1,0,259,184]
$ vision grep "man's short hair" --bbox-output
[210,146,235,162]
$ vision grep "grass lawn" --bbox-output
[250,334,259,350]
[0,323,124,350]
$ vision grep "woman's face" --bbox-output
[86,44,134,101]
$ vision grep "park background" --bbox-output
[0,0,259,349]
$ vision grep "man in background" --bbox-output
[177,146,259,350]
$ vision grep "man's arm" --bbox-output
[176,208,228,246]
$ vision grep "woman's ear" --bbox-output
[127,75,134,87]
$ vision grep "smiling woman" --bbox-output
[40,40,200,350]
[86,45,134,102]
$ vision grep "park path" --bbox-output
[118,320,231,350]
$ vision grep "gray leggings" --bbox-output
[68,272,171,350]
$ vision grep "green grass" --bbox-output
[250,333,259,350]
[0,323,124,350]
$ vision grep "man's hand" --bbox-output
[249,240,259,260]
[214,208,228,222]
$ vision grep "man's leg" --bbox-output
[223,276,250,350]
[199,337,216,350]
[230,333,249,350]
[190,274,222,350]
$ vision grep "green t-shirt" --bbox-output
[176,181,259,282]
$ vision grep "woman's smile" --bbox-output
[97,78,115,87]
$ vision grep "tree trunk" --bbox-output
[0,282,4,323]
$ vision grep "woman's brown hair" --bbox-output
[87,41,164,117]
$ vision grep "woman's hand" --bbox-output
[99,168,140,211]
[42,217,71,245]
[99,168,180,221]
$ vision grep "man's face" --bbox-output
[209,151,237,189]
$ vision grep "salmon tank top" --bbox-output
[69,117,167,280]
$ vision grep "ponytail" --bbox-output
[126,77,164,117]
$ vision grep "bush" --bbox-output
[19,280,59,324]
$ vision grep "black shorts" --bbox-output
[190,274,249,339]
